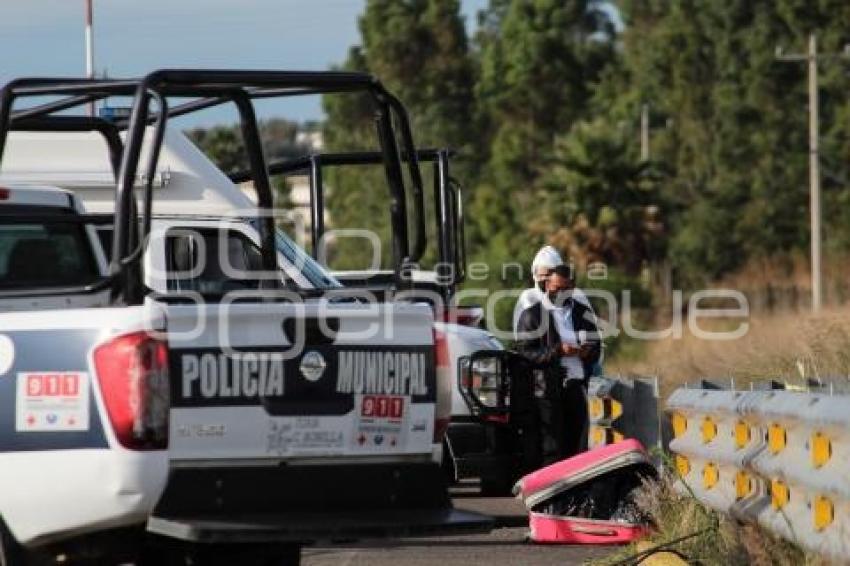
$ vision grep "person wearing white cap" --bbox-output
[515,264,600,462]
[512,245,593,334]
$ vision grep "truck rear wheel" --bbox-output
[480,467,514,497]
[441,438,458,485]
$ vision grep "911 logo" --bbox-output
[26,373,80,397]
[15,372,90,432]
[360,395,404,419]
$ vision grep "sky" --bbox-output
[0,0,489,126]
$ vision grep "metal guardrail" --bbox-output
[587,376,660,452]
[666,381,850,560]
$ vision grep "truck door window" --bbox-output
[0,222,99,290]
[166,228,264,296]
[275,229,342,290]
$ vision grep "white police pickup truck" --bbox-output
[0,70,489,565]
[0,184,171,564]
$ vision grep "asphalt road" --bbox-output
[302,483,619,566]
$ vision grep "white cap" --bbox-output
[531,245,563,273]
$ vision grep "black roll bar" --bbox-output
[231,89,277,291]
[448,177,467,284]
[0,69,426,304]
[236,149,466,293]
[384,93,426,264]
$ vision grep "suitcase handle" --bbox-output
[570,525,618,537]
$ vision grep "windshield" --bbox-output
[275,228,342,290]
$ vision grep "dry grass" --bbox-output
[594,472,816,566]
[607,305,850,397]
[601,302,850,564]
[598,262,850,564]
[717,252,850,312]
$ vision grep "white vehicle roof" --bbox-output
[0,183,82,211]
[0,128,255,216]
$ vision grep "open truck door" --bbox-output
[456,350,541,495]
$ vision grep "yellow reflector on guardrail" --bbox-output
[703,463,719,489]
[590,425,606,446]
[734,420,751,450]
[606,398,623,420]
[675,455,690,477]
[771,479,789,510]
[671,412,687,438]
[813,495,834,531]
[810,432,832,469]
[701,417,717,444]
[735,470,753,500]
[768,423,786,454]
[590,425,625,446]
[589,398,604,420]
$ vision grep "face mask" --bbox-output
[548,289,573,306]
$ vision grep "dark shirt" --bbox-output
[515,299,601,386]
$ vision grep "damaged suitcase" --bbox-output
[513,439,657,544]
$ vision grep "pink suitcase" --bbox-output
[513,439,656,544]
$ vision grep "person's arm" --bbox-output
[516,306,561,366]
[575,303,601,365]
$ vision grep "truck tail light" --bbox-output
[93,331,169,450]
[433,328,451,442]
[435,306,483,327]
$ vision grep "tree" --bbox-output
[185,125,245,176]
[542,118,668,276]
[466,0,617,281]
[605,0,850,287]
[321,0,477,270]
[475,0,615,187]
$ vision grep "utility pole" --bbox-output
[640,103,650,161]
[84,0,95,116]
[806,34,822,313]
[638,102,672,301]
[775,34,850,312]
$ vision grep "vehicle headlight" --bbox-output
[471,357,501,407]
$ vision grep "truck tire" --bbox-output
[143,542,301,566]
[480,468,513,497]
[441,438,458,485]
[189,543,301,566]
